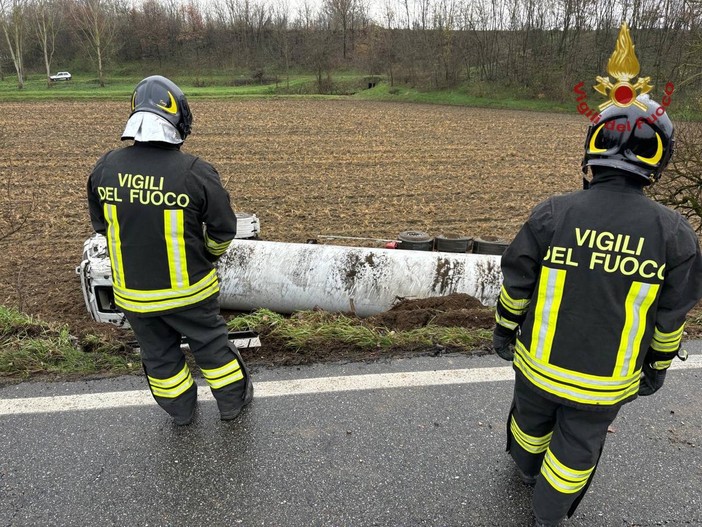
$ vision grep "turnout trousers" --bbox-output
[124,297,252,422]
[506,375,620,525]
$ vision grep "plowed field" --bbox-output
[0,99,591,345]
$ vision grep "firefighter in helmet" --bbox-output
[87,75,253,425]
[493,94,702,526]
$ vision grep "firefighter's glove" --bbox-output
[493,324,517,362]
[639,362,667,396]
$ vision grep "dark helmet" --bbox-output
[582,94,674,185]
[130,75,193,139]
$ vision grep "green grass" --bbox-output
[2,72,700,120]
[0,306,138,379]
[227,308,491,352]
[0,304,490,379]
[0,73,361,100]
[354,82,574,113]
[354,82,702,120]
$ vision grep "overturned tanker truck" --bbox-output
[77,213,507,329]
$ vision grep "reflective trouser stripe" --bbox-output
[104,204,126,288]
[615,281,659,377]
[164,209,189,289]
[147,364,194,398]
[510,416,552,454]
[531,266,566,363]
[201,358,244,390]
[541,448,594,494]
[651,324,684,353]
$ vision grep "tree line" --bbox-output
[1,0,701,103]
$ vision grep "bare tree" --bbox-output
[271,0,291,87]
[0,0,27,89]
[324,0,355,59]
[294,0,316,30]
[650,122,702,233]
[178,1,206,69]
[72,0,119,87]
[131,0,170,68]
[32,0,62,87]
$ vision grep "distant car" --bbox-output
[50,71,72,81]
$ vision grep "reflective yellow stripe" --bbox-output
[205,233,232,256]
[514,342,640,405]
[495,312,519,331]
[164,209,189,289]
[205,369,244,390]
[201,358,244,390]
[652,360,673,370]
[104,204,126,288]
[115,279,219,313]
[541,448,593,494]
[201,358,241,380]
[499,286,530,316]
[651,324,684,353]
[148,365,194,398]
[114,269,218,301]
[614,282,659,377]
[510,416,552,454]
[531,267,566,363]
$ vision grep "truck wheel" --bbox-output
[435,234,472,253]
[473,237,510,255]
[397,230,434,251]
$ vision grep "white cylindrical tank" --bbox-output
[217,240,502,316]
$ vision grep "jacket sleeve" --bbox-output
[648,217,702,369]
[496,200,553,332]
[192,159,238,260]
[87,154,109,235]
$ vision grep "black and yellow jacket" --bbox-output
[87,142,237,315]
[497,172,702,409]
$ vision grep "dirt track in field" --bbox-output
[0,98,592,353]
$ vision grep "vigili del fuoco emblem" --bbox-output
[594,23,652,111]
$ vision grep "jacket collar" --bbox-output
[132,141,181,151]
[589,168,646,194]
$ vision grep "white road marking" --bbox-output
[0,356,700,416]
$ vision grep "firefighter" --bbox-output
[87,75,253,426]
[493,94,702,526]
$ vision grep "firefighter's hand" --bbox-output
[639,362,667,396]
[493,325,516,361]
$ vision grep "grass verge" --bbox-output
[227,308,491,353]
[0,306,138,380]
[2,302,700,379]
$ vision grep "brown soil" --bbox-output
[0,99,699,370]
[367,293,495,332]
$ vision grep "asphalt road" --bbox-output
[1,343,701,527]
